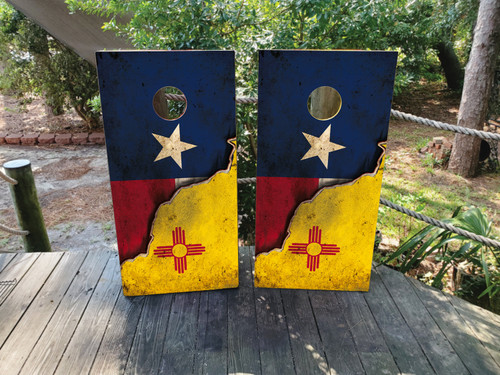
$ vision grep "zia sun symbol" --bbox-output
[288,226,340,272]
[153,227,205,274]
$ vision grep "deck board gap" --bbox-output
[88,273,123,374]
[306,291,332,372]
[120,298,147,374]
[280,289,298,373]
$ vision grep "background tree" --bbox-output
[448,0,500,177]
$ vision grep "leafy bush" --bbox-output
[0,1,100,128]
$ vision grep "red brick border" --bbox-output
[0,132,105,146]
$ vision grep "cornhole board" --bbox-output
[96,51,238,296]
[255,50,397,291]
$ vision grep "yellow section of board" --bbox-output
[255,155,385,291]
[121,142,238,296]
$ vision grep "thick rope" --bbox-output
[236,178,499,248]
[0,223,28,236]
[0,170,17,185]
[164,93,187,102]
[166,93,499,140]
[166,93,258,104]
[390,109,500,141]
[237,177,257,184]
[236,96,258,104]
[380,198,500,249]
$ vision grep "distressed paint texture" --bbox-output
[255,50,397,290]
[96,51,238,295]
[255,150,385,290]
[121,144,238,296]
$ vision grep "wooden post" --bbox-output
[3,159,51,252]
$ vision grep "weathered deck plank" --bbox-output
[158,293,201,374]
[89,293,145,375]
[0,252,59,347]
[194,291,229,374]
[0,253,16,273]
[309,290,365,374]
[281,289,329,374]
[254,286,295,374]
[365,268,435,374]
[124,294,173,375]
[0,248,498,375]
[227,246,261,375]
[0,252,87,375]
[336,290,401,375]
[23,251,112,375]
[376,264,469,375]
[409,276,499,374]
[446,293,500,367]
[54,252,121,375]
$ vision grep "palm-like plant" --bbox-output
[383,206,499,307]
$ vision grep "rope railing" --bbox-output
[237,177,499,249]
[1,168,27,236]
[390,109,500,141]
[379,198,500,249]
[166,93,500,140]
[0,223,28,236]
[0,170,17,185]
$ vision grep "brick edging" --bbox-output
[420,136,453,161]
[0,132,105,146]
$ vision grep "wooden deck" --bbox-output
[0,247,499,375]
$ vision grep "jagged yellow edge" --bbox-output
[121,139,238,296]
[255,143,387,291]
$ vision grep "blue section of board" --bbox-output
[96,51,235,182]
[257,50,397,179]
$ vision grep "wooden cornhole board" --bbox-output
[255,50,397,291]
[96,51,238,296]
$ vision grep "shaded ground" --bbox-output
[0,145,115,252]
[0,94,96,135]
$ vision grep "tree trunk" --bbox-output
[448,0,500,177]
[435,41,464,91]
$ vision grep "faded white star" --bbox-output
[152,124,197,168]
[301,124,345,169]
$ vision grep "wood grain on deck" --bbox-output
[0,247,498,375]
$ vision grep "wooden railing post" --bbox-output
[3,159,51,252]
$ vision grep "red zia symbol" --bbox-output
[288,226,340,272]
[153,227,205,274]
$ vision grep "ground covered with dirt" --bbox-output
[0,94,99,135]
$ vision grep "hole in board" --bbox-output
[152,86,187,120]
[307,86,342,121]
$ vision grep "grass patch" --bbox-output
[378,118,500,250]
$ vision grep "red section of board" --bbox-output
[255,176,319,255]
[110,179,177,262]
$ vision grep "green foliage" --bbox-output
[64,0,479,242]
[383,206,500,310]
[66,0,478,94]
[0,1,100,128]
